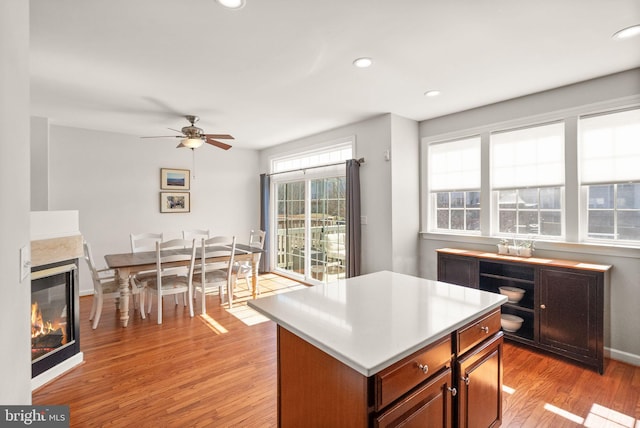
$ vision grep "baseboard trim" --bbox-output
[605,347,640,367]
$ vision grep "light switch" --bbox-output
[20,245,31,282]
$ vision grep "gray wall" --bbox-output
[419,68,640,365]
[44,125,261,295]
[0,0,32,404]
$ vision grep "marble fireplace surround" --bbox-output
[31,210,84,391]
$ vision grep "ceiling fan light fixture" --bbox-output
[180,138,204,149]
[612,24,640,40]
[217,0,246,9]
[424,90,441,97]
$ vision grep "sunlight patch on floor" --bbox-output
[226,305,270,326]
[223,276,309,326]
[502,384,515,394]
[543,403,585,424]
[199,313,229,334]
[541,402,638,427]
[584,403,637,428]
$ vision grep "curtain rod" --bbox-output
[266,157,365,176]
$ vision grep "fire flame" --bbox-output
[31,302,57,339]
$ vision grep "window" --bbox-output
[580,108,640,242]
[428,137,481,232]
[491,122,565,237]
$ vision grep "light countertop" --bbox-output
[248,270,507,376]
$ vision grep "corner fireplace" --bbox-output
[31,260,80,378]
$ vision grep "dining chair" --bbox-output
[192,236,236,312]
[233,229,265,295]
[136,238,197,324]
[129,232,164,312]
[83,240,122,329]
[182,229,210,241]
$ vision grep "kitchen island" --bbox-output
[249,271,508,427]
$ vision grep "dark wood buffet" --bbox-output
[437,248,611,374]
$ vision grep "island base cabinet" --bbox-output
[375,368,453,428]
[456,333,503,428]
[277,326,369,428]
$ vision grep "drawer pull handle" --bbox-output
[540,304,546,309]
[448,387,457,397]
[480,326,489,333]
[417,363,429,374]
[462,376,470,386]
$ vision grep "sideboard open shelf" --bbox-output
[437,248,611,374]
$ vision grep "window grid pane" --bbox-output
[497,187,562,237]
[586,183,640,241]
[433,191,481,232]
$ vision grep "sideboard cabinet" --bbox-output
[437,248,610,374]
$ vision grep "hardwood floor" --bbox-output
[33,274,640,427]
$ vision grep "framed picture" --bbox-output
[160,192,190,213]
[161,168,190,190]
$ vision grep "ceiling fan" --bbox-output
[142,115,233,150]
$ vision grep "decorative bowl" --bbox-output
[501,314,524,332]
[498,286,525,303]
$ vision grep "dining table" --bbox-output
[104,243,263,327]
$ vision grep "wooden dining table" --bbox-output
[104,244,263,327]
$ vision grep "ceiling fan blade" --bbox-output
[203,134,234,140]
[141,135,180,138]
[168,128,184,134]
[205,137,232,150]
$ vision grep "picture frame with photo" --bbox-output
[160,168,190,190]
[160,192,190,213]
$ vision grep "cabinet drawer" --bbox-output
[375,367,452,428]
[457,309,501,355]
[375,335,452,410]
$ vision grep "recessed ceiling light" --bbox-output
[217,0,246,9]
[353,57,373,68]
[612,24,640,40]
[424,90,441,97]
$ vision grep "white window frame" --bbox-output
[490,121,566,239]
[427,136,482,235]
[578,108,640,244]
[269,138,353,283]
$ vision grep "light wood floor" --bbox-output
[33,274,640,427]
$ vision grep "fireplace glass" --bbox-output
[31,261,80,378]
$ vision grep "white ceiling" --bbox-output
[30,0,640,150]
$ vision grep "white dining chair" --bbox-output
[137,238,197,324]
[233,230,265,295]
[182,229,210,241]
[83,240,122,328]
[192,236,236,312]
[129,232,164,313]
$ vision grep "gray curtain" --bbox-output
[346,159,362,277]
[259,173,270,273]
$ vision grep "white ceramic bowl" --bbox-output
[501,314,524,332]
[499,286,525,303]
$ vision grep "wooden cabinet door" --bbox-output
[538,267,602,367]
[437,254,479,288]
[456,333,503,428]
[375,368,453,428]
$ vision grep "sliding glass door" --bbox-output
[275,176,346,284]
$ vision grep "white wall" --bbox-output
[419,69,640,365]
[0,0,32,404]
[47,125,260,295]
[390,115,420,276]
[30,116,49,211]
[259,113,421,276]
